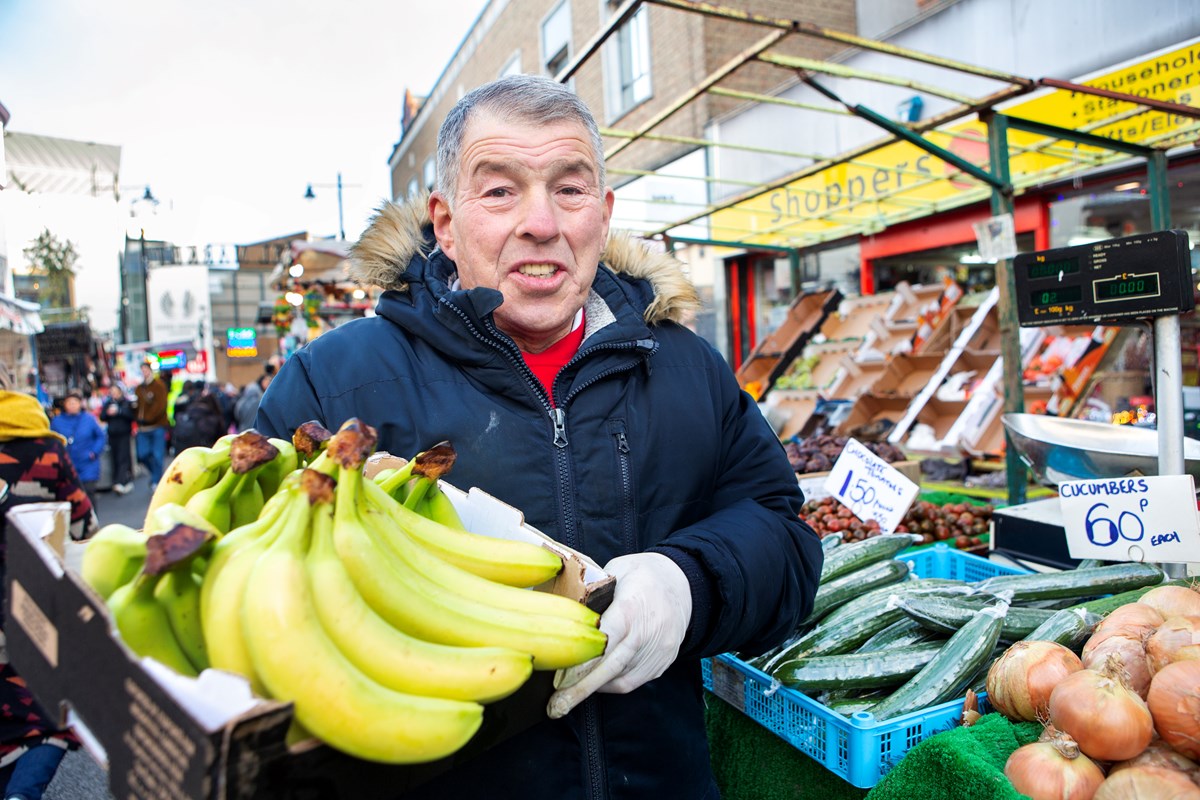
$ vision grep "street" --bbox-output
[44,468,157,800]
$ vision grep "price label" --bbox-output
[823,438,920,535]
[1058,475,1200,563]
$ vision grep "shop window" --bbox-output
[542,0,572,78]
[603,1,652,119]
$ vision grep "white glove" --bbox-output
[547,552,693,719]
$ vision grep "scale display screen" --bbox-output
[1013,230,1194,326]
[1030,285,1083,308]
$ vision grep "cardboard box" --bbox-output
[873,354,945,397]
[819,293,894,342]
[825,354,888,399]
[736,289,840,398]
[835,393,914,439]
[5,474,614,800]
[765,390,822,440]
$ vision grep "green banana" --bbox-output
[326,424,605,671]
[358,484,593,625]
[185,431,279,534]
[183,465,243,534]
[362,478,564,590]
[424,481,468,530]
[307,498,532,703]
[143,502,224,539]
[200,485,300,696]
[154,567,208,671]
[257,438,299,500]
[241,469,484,764]
[144,446,230,528]
[80,524,148,601]
[229,471,266,531]
[108,573,198,677]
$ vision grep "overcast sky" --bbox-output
[0,0,488,246]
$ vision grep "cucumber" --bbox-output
[894,595,1055,641]
[773,642,944,691]
[867,604,1007,721]
[856,617,944,654]
[821,533,843,552]
[807,558,911,623]
[824,696,883,717]
[820,577,968,628]
[1022,607,1101,650]
[758,602,908,673]
[819,534,921,584]
[972,562,1164,602]
[1068,577,1193,617]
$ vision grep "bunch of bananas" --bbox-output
[80,421,607,765]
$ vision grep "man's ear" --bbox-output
[429,192,456,262]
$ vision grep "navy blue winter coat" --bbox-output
[257,199,822,800]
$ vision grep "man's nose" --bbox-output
[516,190,561,242]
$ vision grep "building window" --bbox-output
[604,1,652,119]
[542,0,572,78]
[500,51,522,78]
[423,157,436,191]
[407,177,420,201]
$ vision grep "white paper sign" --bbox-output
[823,438,920,535]
[972,213,1019,262]
[1058,475,1200,563]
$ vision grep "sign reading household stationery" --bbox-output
[824,439,920,535]
[1058,475,1200,563]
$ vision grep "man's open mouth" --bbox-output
[518,264,558,277]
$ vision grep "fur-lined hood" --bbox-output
[349,197,700,325]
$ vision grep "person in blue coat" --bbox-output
[50,390,107,509]
[256,74,821,800]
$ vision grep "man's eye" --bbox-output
[485,187,510,198]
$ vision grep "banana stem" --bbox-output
[402,477,433,511]
[377,460,418,497]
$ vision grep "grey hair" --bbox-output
[435,74,605,207]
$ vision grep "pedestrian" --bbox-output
[49,390,107,511]
[133,361,169,490]
[171,386,226,452]
[256,74,822,799]
[233,372,271,433]
[0,366,92,800]
[100,383,136,494]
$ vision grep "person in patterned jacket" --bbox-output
[0,366,93,800]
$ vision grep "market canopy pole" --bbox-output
[982,112,1026,507]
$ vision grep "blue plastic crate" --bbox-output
[703,544,1024,789]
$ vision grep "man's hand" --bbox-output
[547,552,692,719]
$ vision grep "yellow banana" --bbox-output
[358,485,593,625]
[81,524,148,601]
[334,464,606,671]
[256,438,299,499]
[361,478,566,591]
[154,567,208,671]
[144,446,230,527]
[201,486,302,695]
[108,573,198,677]
[242,470,484,764]
[307,500,532,703]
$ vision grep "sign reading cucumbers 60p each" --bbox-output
[823,438,920,535]
[1058,475,1200,563]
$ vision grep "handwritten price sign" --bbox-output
[823,438,920,535]
[1058,475,1200,563]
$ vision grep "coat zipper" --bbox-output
[610,425,636,554]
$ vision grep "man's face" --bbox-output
[430,112,614,354]
[140,365,152,383]
[63,396,82,414]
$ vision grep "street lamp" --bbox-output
[304,172,351,241]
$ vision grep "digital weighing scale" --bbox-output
[993,230,1195,571]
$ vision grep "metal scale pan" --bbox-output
[1002,413,1200,487]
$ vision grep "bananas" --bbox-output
[89,417,606,764]
[81,524,148,600]
[144,446,229,527]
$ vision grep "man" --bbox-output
[257,74,820,799]
[133,362,169,489]
[49,391,106,510]
[100,384,136,494]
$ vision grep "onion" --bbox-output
[1138,585,1200,620]
[1110,739,1200,782]
[1147,660,1200,761]
[1049,658,1155,762]
[1084,603,1163,660]
[1094,765,1200,799]
[1005,728,1105,800]
[1146,616,1200,676]
[1082,633,1153,699]
[987,640,1083,721]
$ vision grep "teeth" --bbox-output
[518,264,556,277]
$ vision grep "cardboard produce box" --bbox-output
[5,472,614,800]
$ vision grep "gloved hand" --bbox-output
[547,551,692,719]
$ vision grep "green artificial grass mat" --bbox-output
[706,694,1040,800]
